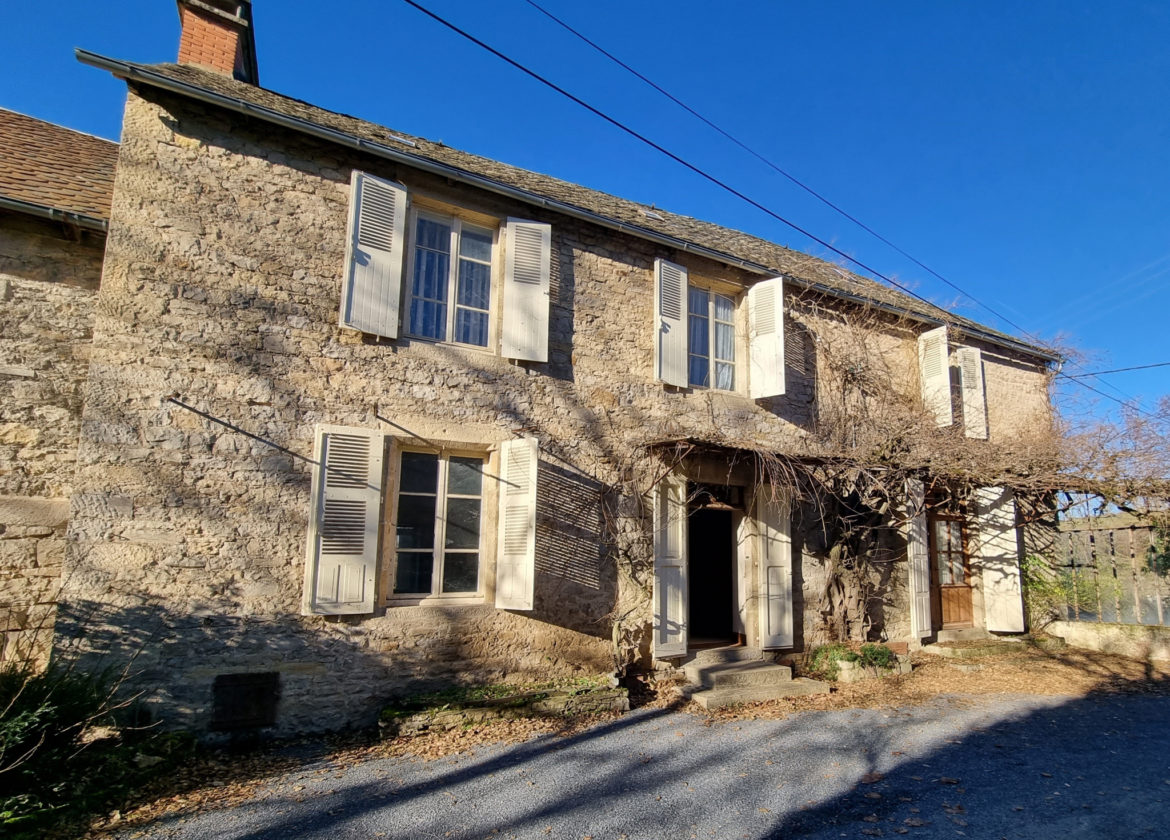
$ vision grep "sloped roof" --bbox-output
[78,52,1057,362]
[0,107,117,221]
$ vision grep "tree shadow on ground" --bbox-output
[98,666,1170,840]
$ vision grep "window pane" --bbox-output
[688,354,709,388]
[714,361,734,391]
[400,452,438,493]
[396,494,436,549]
[445,497,482,549]
[688,286,709,316]
[413,249,449,302]
[410,298,446,340]
[688,311,709,357]
[394,551,432,594]
[714,294,734,322]
[459,226,493,263]
[415,217,450,251]
[714,322,735,363]
[448,457,483,496]
[442,552,479,593]
[454,309,488,347]
[457,260,491,310]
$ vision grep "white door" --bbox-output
[975,486,1026,632]
[652,473,688,658]
[905,479,932,638]
[757,487,794,649]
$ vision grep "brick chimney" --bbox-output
[176,0,259,85]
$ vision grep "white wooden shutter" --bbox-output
[495,436,538,611]
[757,487,794,649]
[652,472,688,657]
[303,425,383,615]
[917,325,952,427]
[501,219,552,362]
[905,478,931,639]
[340,171,407,338]
[974,486,1025,632]
[748,277,786,399]
[957,346,988,440]
[654,258,688,387]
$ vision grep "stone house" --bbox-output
[46,1,1056,733]
[0,107,116,662]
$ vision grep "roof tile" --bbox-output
[0,108,117,219]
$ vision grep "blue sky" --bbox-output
[2,1,1167,423]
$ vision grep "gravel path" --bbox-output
[116,693,1170,840]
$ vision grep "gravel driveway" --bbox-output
[116,692,1170,840]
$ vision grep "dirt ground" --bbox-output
[90,641,1170,837]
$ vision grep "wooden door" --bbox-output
[930,515,973,628]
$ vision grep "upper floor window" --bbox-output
[655,259,785,398]
[340,170,552,363]
[688,286,736,390]
[408,213,495,348]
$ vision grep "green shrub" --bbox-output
[0,660,192,837]
[808,643,858,680]
[856,643,896,670]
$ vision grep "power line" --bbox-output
[399,0,949,318]
[1066,362,1170,378]
[522,0,1039,341]
[402,0,1162,418]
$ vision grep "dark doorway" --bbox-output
[687,507,736,645]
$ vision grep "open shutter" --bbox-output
[917,325,952,427]
[905,479,931,639]
[340,171,407,338]
[654,258,688,387]
[303,426,383,615]
[957,346,988,439]
[757,487,793,649]
[652,472,688,657]
[748,277,786,398]
[495,436,538,610]
[974,486,1025,632]
[501,219,552,362]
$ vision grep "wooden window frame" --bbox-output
[687,283,739,392]
[403,204,501,351]
[386,445,491,607]
[928,513,969,587]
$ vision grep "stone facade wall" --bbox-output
[0,212,102,661]
[60,87,1053,734]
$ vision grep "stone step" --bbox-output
[684,646,762,666]
[684,660,793,690]
[690,678,830,710]
[935,628,993,643]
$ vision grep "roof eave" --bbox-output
[75,48,1059,364]
[0,194,108,232]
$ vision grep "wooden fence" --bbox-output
[1051,514,1168,625]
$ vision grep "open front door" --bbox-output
[652,473,688,658]
[757,487,793,650]
[905,479,931,639]
[975,486,1025,632]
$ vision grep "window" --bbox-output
[687,286,736,390]
[931,515,966,585]
[393,451,485,596]
[407,212,495,347]
[304,426,540,615]
[340,170,553,362]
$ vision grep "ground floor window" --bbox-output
[393,451,485,596]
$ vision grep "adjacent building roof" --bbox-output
[77,51,1058,362]
[0,107,118,226]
